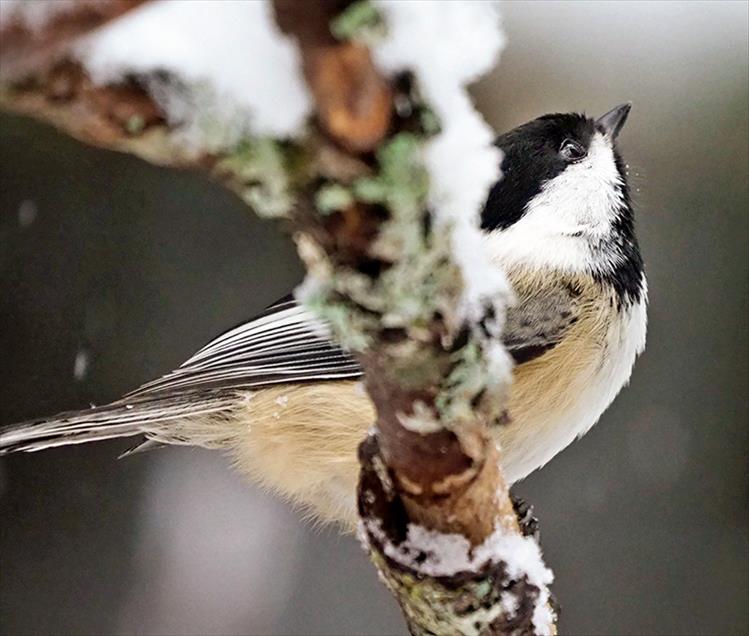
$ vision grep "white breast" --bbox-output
[499,289,648,484]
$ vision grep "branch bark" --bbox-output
[0,0,148,83]
[0,2,557,633]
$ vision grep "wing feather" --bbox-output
[131,281,580,399]
[503,282,581,364]
[127,296,363,397]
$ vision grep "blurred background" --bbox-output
[1,1,747,634]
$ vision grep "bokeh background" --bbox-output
[1,1,747,635]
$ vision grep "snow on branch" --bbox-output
[0,1,556,633]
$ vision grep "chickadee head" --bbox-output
[482,104,643,304]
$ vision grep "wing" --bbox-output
[127,295,363,398]
[3,286,580,458]
[131,281,579,400]
[502,283,581,364]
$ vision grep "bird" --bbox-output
[0,103,647,525]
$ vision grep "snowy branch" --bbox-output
[0,1,556,633]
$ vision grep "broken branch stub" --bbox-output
[273,0,391,153]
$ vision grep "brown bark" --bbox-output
[274,0,391,153]
[0,0,149,83]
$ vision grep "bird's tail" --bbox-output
[0,390,242,456]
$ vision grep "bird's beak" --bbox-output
[596,103,631,139]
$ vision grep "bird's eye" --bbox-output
[560,139,586,162]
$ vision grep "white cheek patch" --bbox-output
[487,133,626,274]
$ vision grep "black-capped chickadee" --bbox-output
[0,104,646,524]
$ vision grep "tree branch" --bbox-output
[0,0,148,83]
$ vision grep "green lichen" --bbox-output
[319,133,441,334]
[303,115,499,427]
[367,546,528,636]
[435,339,494,426]
[125,114,145,135]
[330,0,386,44]
[300,281,374,352]
[352,132,429,213]
[217,137,295,218]
[311,133,448,342]
[315,183,354,214]
[420,106,442,136]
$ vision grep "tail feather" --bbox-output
[0,390,240,455]
[117,439,167,459]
